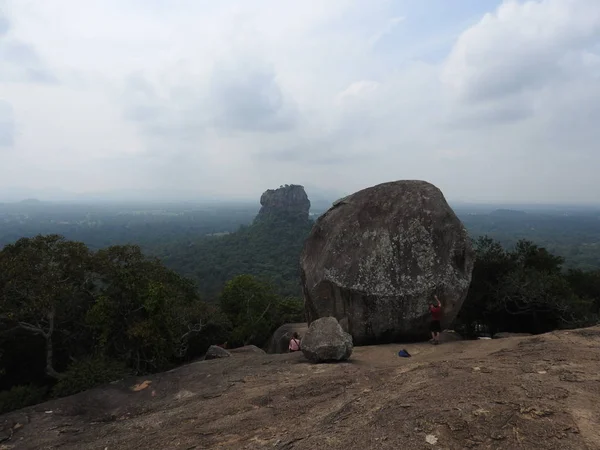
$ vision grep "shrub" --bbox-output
[51,356,130,398]
[0,385,48,414]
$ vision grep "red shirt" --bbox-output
[429,305,442,321]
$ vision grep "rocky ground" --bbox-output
[2,327,600,449]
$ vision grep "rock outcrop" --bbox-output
[493,332,533,339]
[204,345,231,360]
[268,323,308,354]
[258,184,310,219]
[301,317,353,363]
[300,180,475,344]
[438,330,463,343]
[228,345,266,355]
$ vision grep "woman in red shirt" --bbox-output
[429,295,442,345]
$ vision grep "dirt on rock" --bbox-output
[2,326,600,449]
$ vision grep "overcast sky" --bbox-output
[1,0,599,203]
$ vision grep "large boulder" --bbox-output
[301,317,353,363]
[300,180,475,344]
[204,345,231,360]
[268,323,308,354]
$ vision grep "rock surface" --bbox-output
[301,317,353,363]
[300,180,475,344]
[228,345,266,355]
[5,326,600,449]
[493,332,533,339]
[438,330,463,343]
[268,322,308,354]
[204,345,231,360]
[258,184,310,219]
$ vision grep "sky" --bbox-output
[1,0,600,204]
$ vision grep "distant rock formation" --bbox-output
[300,180,475,344]
[257,184,310,220]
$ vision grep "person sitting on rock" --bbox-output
[429,295,442,345]
[288,332,301,352]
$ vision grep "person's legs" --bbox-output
[433,321,441,344]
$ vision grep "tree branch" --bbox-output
[17,322,48,338]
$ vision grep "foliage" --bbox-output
[0,235,231,413]
[219,275,306,348]
[51,355,129,398]
[160,213,314,300]
[0,235,91,379]
[184,307,232,357]
[0,202,257,251]
[87,245,212,373]
[220,275,280,347]
[274,297,305,324]
[457,207,600,271]
[456,237,599,337]
[0,203,599,412]
[0,385,48,414]
[565,269,600,314]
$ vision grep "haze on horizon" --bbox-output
[1,0,599,205]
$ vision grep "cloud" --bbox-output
[0,0,599,203]
[336,80,380,104]
[0,15,8,36]
[0,101,14,147]
[0,9,56,84]
[369,16,404,46]
[122,72,211,148]
[442,0,600,103]
[209,59,297,133]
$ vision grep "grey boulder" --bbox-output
[301,317,353,363]
[204,345,231,360]
[300,180,475,344]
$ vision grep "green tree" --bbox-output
[274,297,305,324]
[456,237,596,336]
[0,235,91,379]
[220,275,279,347]
[87,245,208,373]
[457,237,513,336]
[566,269,600,315]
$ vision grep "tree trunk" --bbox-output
[45,309,62,380]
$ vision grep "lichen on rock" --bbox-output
[300,180,475,344]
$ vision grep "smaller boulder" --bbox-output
[301,317,353,363]
[493,332,533,339]
[229,345,266,355]
[204,345,231,360]
[439,330,463,343]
